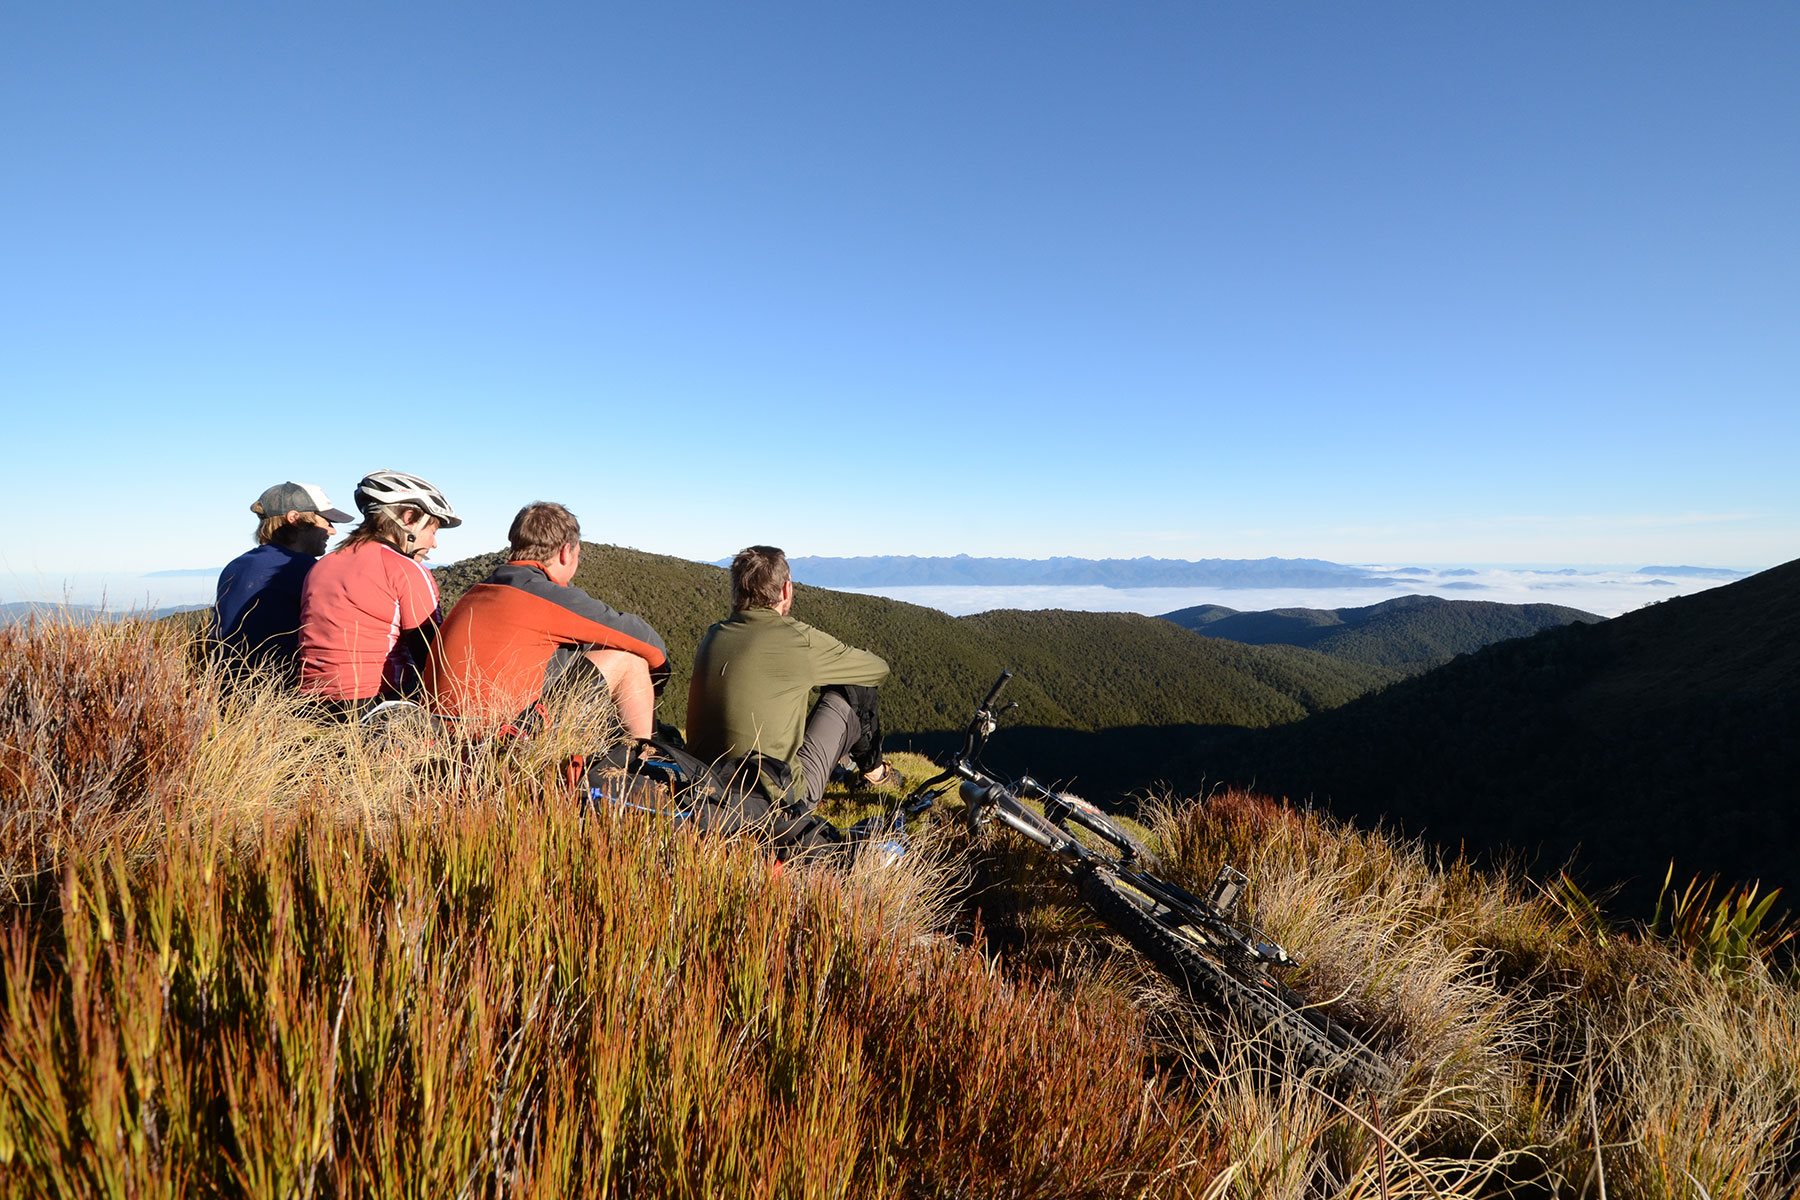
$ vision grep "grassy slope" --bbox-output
[1197,557,1800,908]
[4,618,1797,1198]
[1162,593,1602,672]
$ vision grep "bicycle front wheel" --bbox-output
[1076,867,1388,1093]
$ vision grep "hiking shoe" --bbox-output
[848,761,907,793]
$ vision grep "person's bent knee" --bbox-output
[586,648,649,684]
[586,649,655,738]
[812,689,855,720]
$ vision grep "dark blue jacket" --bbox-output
[210,543,317,680]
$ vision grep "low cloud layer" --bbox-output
[845,566,1744,619]
[4,562,1751,623]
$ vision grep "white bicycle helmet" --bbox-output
[353,470,462,528]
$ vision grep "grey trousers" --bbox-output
[794,690,861,806]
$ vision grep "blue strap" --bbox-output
[589,787,691,822]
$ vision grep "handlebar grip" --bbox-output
[980,670,1014,710]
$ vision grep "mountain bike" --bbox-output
[898,672,1390,1092]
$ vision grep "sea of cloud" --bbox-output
[2,563,1748,621]
[0,569,220,614]
[841,566,1744,619]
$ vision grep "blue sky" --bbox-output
[3,2,1796,583]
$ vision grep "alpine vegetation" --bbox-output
[1,614,1796,1198]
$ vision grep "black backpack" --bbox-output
[578,736,850,863]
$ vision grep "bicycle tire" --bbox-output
[1077,867,1388,1092]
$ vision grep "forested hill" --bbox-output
[1162,594,1602,672]
[433,546,1396,784]
[1193,557,1800,911]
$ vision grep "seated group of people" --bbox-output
[210,470,899,812]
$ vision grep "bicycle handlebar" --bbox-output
[979,670,1013,711]
[914,671,1154,868]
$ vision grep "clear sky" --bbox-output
[4,2,1795,581]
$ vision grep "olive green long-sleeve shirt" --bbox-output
[684,608,889,794]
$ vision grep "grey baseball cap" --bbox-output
[251,482,355,523]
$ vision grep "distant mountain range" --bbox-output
[1162,594,1602,673]
[776,555,1399,589]
[1636,565,1749,578]
[762,555,1754,591]
[1,601,207,627]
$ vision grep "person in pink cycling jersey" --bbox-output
[298,470,461,713]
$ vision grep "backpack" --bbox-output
[578,735,850,864]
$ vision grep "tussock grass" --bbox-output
[1,620,1219,1197]
[3,800,1222,1197]
[2,617,1797,1198]
[1146,789,1800,1198]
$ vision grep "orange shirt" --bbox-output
[426,561,667,723]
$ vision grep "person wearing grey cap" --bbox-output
[208,482,354,683]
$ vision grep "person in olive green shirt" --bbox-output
[686,545,900,805]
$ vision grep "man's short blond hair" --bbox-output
[731,545,789,611]
[509,502,582,562]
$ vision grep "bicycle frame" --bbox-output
[901,671,1297,970]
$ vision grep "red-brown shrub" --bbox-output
[0,616,208,877]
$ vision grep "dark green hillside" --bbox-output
[436,546,1395,787]
[1163,594,1601,672]
[1157,603,1238,628]
[1195,559,1800,911]
[963,609,1396,727]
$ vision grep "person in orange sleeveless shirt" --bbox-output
[426,501,667,736]
[298,470,460,716]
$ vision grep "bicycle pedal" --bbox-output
[1206,865,1250,916]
